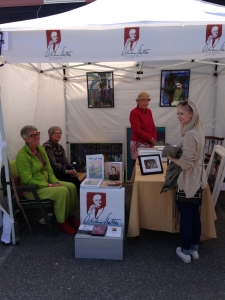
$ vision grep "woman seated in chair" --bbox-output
[42,126,80,196]
[16,125,80,235]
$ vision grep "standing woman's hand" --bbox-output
[151,137,157,145]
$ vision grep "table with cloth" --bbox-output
[127,162,217,240]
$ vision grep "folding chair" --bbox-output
[2,160,56,236]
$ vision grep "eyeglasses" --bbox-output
[177,101,193,111]
[52,132,62,135]
[30,132,40,138]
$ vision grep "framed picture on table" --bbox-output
[206,145,225,206]
[160,70,190,107]
[125,126,166,181]
[138,154,163,176]
[86,72,114,108]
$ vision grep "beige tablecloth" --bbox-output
[127,162,217,240]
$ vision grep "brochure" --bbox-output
[81,178,103,189]
[77,224,94,235]
[105,226,122,238]
[86,154,104,179]
[100,180,122,188]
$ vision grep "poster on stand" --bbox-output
[80,188,125,227]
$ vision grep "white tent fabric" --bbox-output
[1,0,225,63]
[0,0,224,161]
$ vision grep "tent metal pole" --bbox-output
[63,79,70,160]
[0,87,16,245]
[212,72,218,136]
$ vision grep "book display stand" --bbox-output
[75,153,125,260]
[75,227,123,260]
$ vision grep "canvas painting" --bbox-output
[87,72,114,108]
[160,70,190,107]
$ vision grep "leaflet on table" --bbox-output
[77,224,94,235]
[86,154,104,179]
[81,178,103,188]
[105,226,122,237]
[100,180,122,188]
[104,162,122,181]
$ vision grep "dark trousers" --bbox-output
[178,203,201,252]
[55,172,80,197]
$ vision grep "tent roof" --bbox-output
[1,0,225,30]
[1,0,225,63]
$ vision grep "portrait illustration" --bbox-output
[46,30,61,54]
[124,27,139,51]
[86,192,106,220]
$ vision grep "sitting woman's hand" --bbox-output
[67,169,78,177]
[52,183,61,187]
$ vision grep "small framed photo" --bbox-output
[160,70,190,107]
[104,162,123,181]
[138,154,163,175]
[86,72,114,108]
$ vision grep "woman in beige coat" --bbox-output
[167,100,207,263]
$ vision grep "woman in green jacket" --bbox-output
[16,125,80,235]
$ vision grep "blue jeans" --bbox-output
[178,203,201,255]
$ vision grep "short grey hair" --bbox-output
[20,125,37,139]
[48,126,62,137]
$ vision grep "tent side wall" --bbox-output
[0,61,221,162]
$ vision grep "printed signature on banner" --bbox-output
[121,44,151,59]
[202,41,225,55]
[45,47,73,60]
[83,213,121,225]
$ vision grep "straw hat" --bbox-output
[136,92,151,101]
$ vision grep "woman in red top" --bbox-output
[129,92,157,168]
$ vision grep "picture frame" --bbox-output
[125,126,166,181]
[138,148,162,161]
[138,154,163,176]
[86,72,114,108]
[104,162,123,181]
[160,70,190,107]
[206,145,225,206]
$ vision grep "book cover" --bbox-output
[100,180,122,188]
[81,178,102,189]
[105,226,122,238]
[90,225,107,236]
[86,154,104,179]
[104,162,122,181]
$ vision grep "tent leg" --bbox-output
[0,88,16,245]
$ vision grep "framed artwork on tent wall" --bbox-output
[206,145,225,206]
[160,69,190,107]
[86,72,114,108]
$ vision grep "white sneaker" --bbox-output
[176,247,191,263]
[190,250,199,260]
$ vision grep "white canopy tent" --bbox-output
[0,0,224,159]
[0,0,225,243]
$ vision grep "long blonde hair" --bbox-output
[177,100,204,137]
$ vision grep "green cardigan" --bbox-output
[16,143,58,188]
